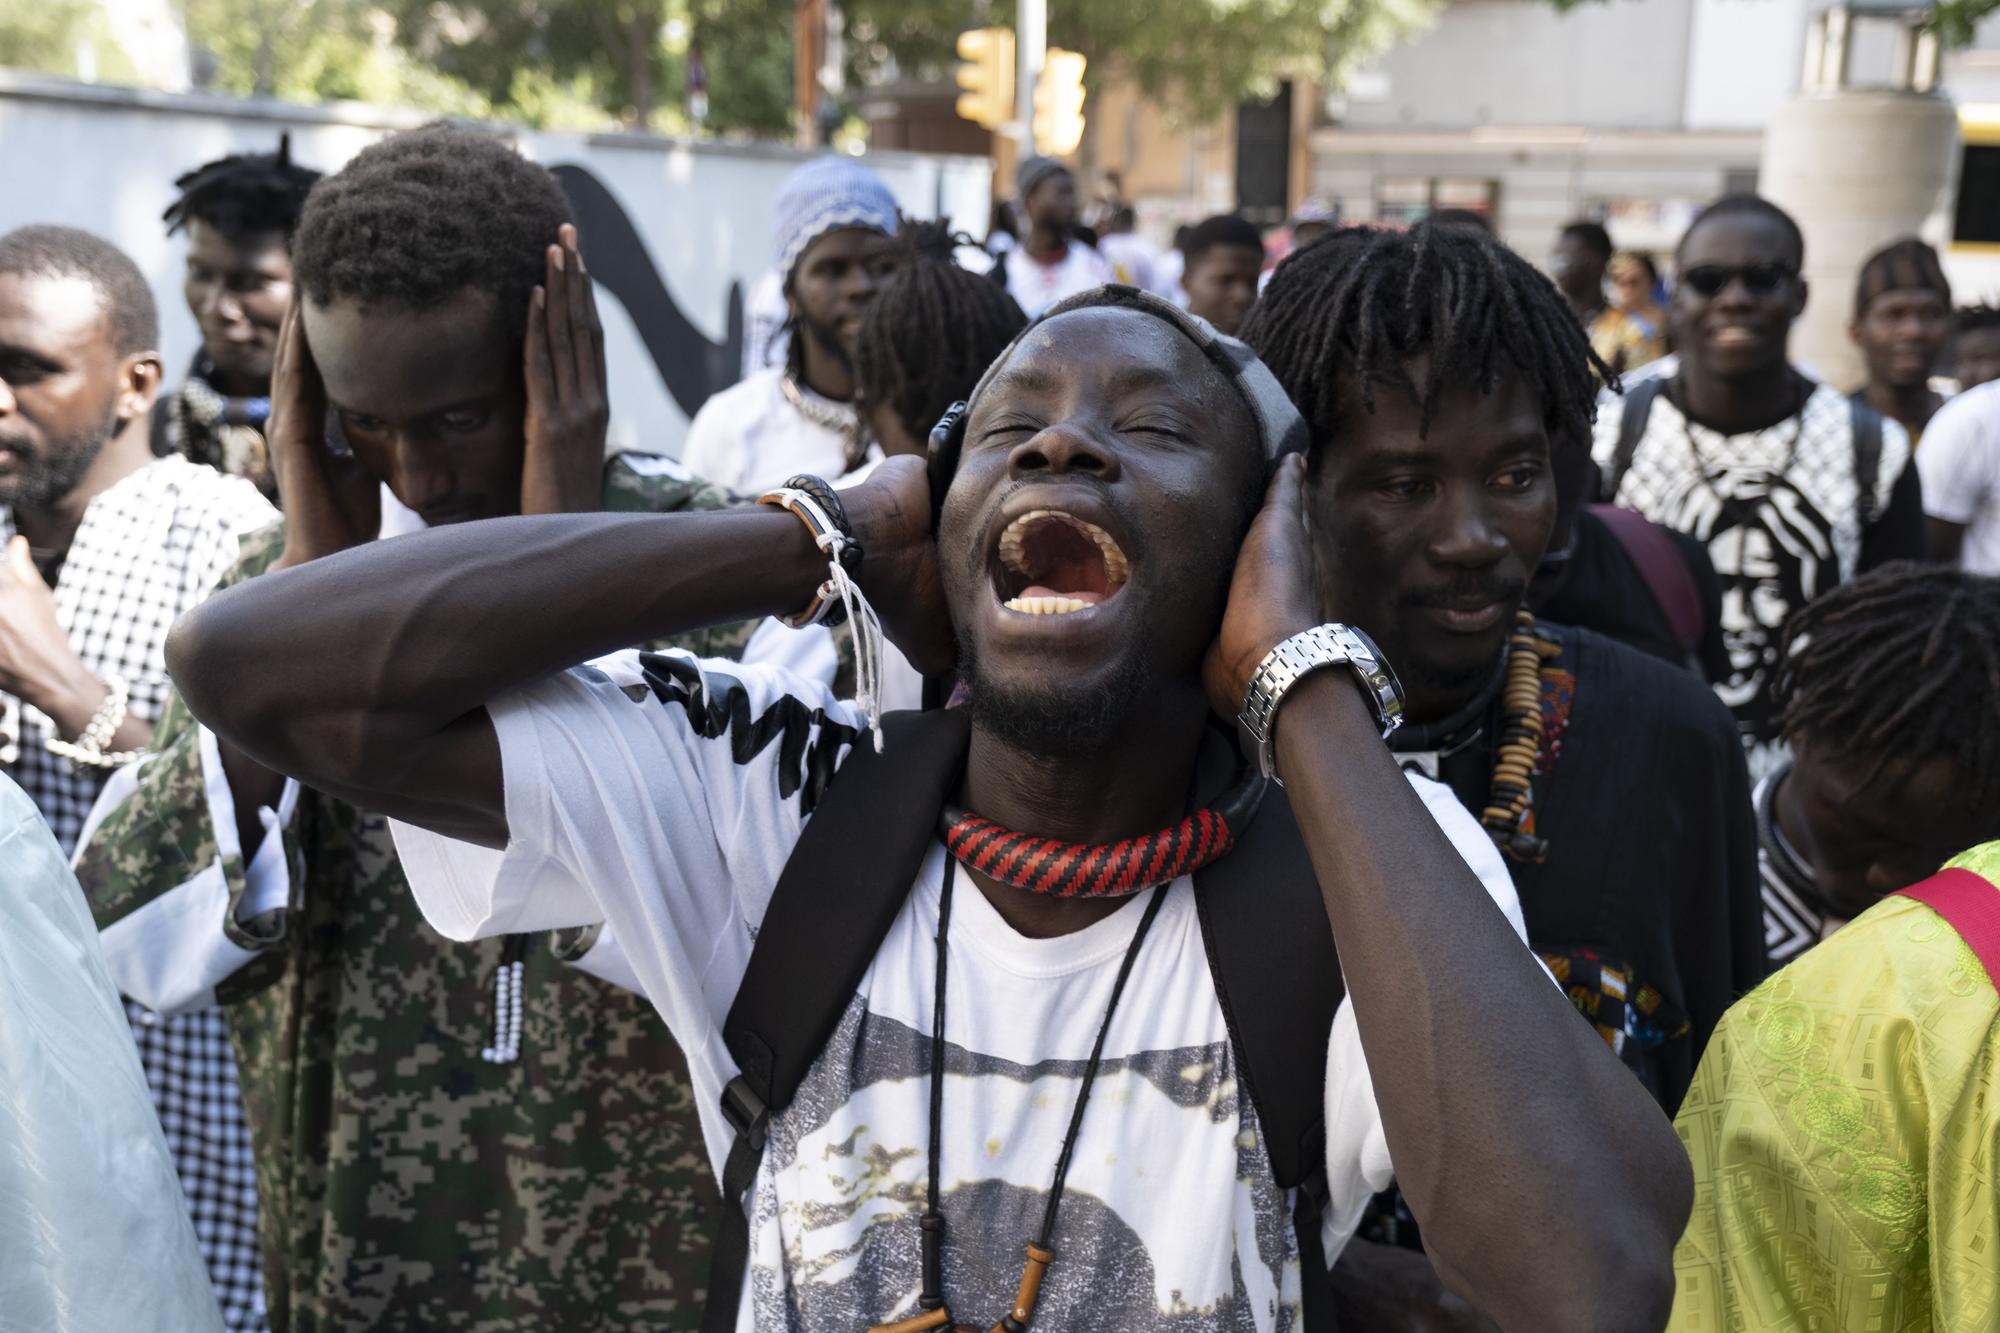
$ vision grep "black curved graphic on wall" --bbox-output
[553,163,744,419]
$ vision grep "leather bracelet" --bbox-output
[758,475,862,628]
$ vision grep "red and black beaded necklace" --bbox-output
[938,766,1265,899]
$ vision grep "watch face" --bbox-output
[1342,624,1406,736]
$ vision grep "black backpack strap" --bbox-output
[703,707,971,1333]
[1195,785,1345,1330]
[1606,375,1667,500]
[1850,395,1885,524]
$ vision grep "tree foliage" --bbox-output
[843,0,1445,124]
[0,0,1454,139]
[0,0,138,84]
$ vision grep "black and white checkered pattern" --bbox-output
[2,456,273,1331]
[0,455,274,852]
[128,998,269,1331]
[1595,382,1911,781]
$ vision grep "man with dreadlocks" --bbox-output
[1594,195,1926,782]
[1246,222,1762,1328]
[683,156,902,493]
[168,282,1690,1332]
[1670,571,2000,1329]
[74,124,742,1331]
[156,135,321,500]
[1749,563,2000,962]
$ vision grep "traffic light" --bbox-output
[1034,48,1087,156]
[955,27,1015,131]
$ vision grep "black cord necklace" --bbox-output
[873,861,1169,1333]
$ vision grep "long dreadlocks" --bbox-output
[855,219,1027,442]
[1243,221,1614,448]
[1774,561,2000,810]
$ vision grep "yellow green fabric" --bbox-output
[1669,841,2000,1331]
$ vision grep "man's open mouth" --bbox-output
[992,509,1131,616]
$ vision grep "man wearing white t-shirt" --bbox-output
[1920,378,2000,574]
[683,156,902,492]
[1003,157,1114,318]
[171,288,1687,1332]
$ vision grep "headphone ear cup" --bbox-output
[926,401,968,533]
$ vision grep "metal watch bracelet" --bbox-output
[1237,624,1404,785]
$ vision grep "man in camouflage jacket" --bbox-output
[73,130,774,1332]
[75,449,756,1331]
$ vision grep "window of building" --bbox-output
[1374,177,1499,227]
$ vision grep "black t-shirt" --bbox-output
[1392,623,1765,1112]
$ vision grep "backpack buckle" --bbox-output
[721,1075,770,1151]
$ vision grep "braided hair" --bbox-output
[1241,221,1613,449]
[854,219,1027,444]
[1774,562,2000,808]
[163,133,321,242]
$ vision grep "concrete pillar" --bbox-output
[1759,89,1959,390]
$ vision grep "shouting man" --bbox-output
[155,135,322,499]
[75,125,731,1331]
[169,285,1689,1331]
[683,155,902,492]
[1249,221,1762,1329]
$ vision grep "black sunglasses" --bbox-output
[1680,262,1796,299]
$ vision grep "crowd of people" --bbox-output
[2,119,1998,1333]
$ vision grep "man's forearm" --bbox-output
[1274,673,1686,1331]
[170,509,824,796]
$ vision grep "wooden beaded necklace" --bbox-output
[1479,610,1563,864]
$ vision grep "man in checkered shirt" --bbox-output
[0,224,276,1330]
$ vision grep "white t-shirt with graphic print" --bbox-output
[1593,381,1912,780]
[390,650,1527,1333]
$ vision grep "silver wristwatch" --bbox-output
[1238,624,1404,784]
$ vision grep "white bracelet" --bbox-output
[45,673,145,769]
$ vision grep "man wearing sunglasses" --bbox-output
[1594,195,1925,791]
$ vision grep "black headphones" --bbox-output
[925,399,970,532]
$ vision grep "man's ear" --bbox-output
[1792,276,1811,321]
[117,350,165,423]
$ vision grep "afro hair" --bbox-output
[291,122,571,339]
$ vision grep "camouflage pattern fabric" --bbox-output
[77,455,749,1332]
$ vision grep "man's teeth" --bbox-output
[1005,594,1092,615]
[996,509,1130,584]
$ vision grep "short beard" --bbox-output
[0,400,117,512]
[956,626,1157,761]
[794,314,853,379]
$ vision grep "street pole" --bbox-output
[1017,0,1045,154]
